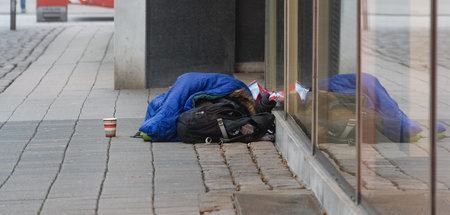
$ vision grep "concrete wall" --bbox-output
[146,0,236,88]
[115,0,266,88]
[236,0,265,63]
[114,0,146,89]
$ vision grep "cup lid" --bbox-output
[103,118,117,121]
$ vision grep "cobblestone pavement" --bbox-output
[0,26,64,93]
[0,0,114,94]
[0,21,321,214]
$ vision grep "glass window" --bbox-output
[265,0,285,93]
[437,2,450,214]
[286,0,359,194]
[288,0,313,137]
[315,0,358,191]
[269,0,446,213]
[359,0,432,213]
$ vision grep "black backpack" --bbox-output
[177,103,274,143]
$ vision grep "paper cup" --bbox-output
[103,118,117,137]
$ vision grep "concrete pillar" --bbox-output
[114,0,146,89]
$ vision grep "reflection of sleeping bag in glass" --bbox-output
[317,73,445,142]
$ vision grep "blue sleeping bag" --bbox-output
[319,73,445,142]
[139,72,251,142]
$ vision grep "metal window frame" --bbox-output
[356,0,362,205]
[430,0,437,214]
[311,0,319,155]
[284,0,288,120]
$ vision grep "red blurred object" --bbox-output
[36,0,68,22]
[36,0,67,7]
[37,0,113,22]
[67,0,114,8]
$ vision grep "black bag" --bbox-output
[297,90,380,144]
[177,103,274,143]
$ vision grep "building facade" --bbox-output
[114,0,450,214]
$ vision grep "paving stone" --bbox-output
[42,197,97,211]
[98,208,153,215]
[199,192,234,214]
[0,199,42,214]
[208,209,236,215]
[154,193,198,208]
[155,206,200,215]
[0,189,48,201]
[0,26,64,94]
[234,190,323,215]
[98,197,152,209]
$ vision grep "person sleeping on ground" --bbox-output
[138,72,276,143]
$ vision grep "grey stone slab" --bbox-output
[103,179,153,188]
[100,192,152,199]
[154,193,199,208]
[203,169,233,178]
[154,186,205,195]
[155,160,200,166]
[107,166,153,174]
[234,179,267,186]
[41,198,97,214]
[199,192,234,213]
[262,172,296,182]
[98,208,153,215]
[267,179,301,188]
[153,177,204,186]
[0,189,47,201]
[208,209,235,215]
[238,184,270,192]
[98,197,152,210]
[9,167,58,177]
[0,199,42,214]
[19,153,65,163]
[249,141,277,150]
[204,183,235,191]
[0,26,63,94]
[155,206,200,215]
[23,144,68,153]
[234,190,323,215]
[41,208,95,215]
[13,164,60,173]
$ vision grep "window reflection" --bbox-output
[437,2,450,214]
[265,0,285,93]
[266,0,449,213]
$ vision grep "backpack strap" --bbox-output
[339,119,356,139]
[217,118,229,139]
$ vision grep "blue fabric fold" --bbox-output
[139,72,251,142]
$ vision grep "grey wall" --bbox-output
[236,0,265,63]
[146,0,236,88]
[114,0,146,89]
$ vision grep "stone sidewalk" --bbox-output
[0,26,64,93]
[0,24,321,214]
